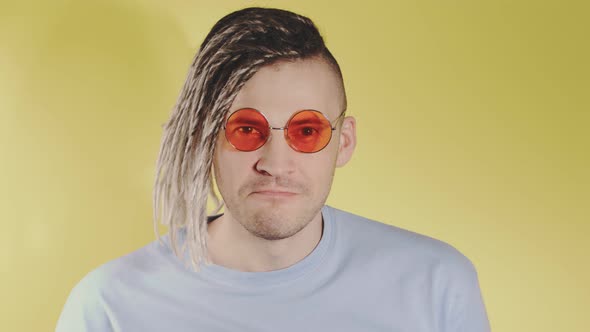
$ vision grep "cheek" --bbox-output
[214,135,240,184]
[214,151,257,187]
[304,154,338,188]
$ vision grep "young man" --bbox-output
[57,7,490,331]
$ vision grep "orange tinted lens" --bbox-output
[225,109,269,151]
[286,111,332,153]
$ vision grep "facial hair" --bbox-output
[216,171,332,241]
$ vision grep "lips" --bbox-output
[250,188,298,197]
[252,190,297,196]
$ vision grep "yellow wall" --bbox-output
[2,0,588,330]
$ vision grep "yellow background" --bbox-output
[2,0,588,331]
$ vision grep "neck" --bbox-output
[206,210,324,272]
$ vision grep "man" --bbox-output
[57,7,490,332]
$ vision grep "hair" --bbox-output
[153,7,346,271]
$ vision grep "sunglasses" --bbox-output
[223,108,346,153]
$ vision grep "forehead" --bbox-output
[229,58,343,122]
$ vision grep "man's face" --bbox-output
[213,57,354,241]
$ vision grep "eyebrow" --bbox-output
[229,119,266,126]
[288,118,323,126]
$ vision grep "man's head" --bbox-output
[214,57,356,243]
[154,7,355,269]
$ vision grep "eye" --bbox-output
[238,126,254,134]
[235,126,264,136]
[300,127,318,136]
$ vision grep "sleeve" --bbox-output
[55,272,114,332]
[440,253,491,332]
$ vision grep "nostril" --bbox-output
[253,160,272,176]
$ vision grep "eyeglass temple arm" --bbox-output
[330,109,347,129]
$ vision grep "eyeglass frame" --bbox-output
[222,107,347,153]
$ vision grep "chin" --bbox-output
[243,209,311,241]
[247,222,308,241]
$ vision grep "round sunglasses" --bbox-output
[223,108,346,153]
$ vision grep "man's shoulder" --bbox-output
[325,206,490,331]
[57,238,178,330]
[67,237,174,299]
[325,205,475,270]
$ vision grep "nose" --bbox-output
[254,129,296,177]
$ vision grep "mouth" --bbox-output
[249,188,299,198]
[251,190,297,197]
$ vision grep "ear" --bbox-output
[336,116,356,167]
